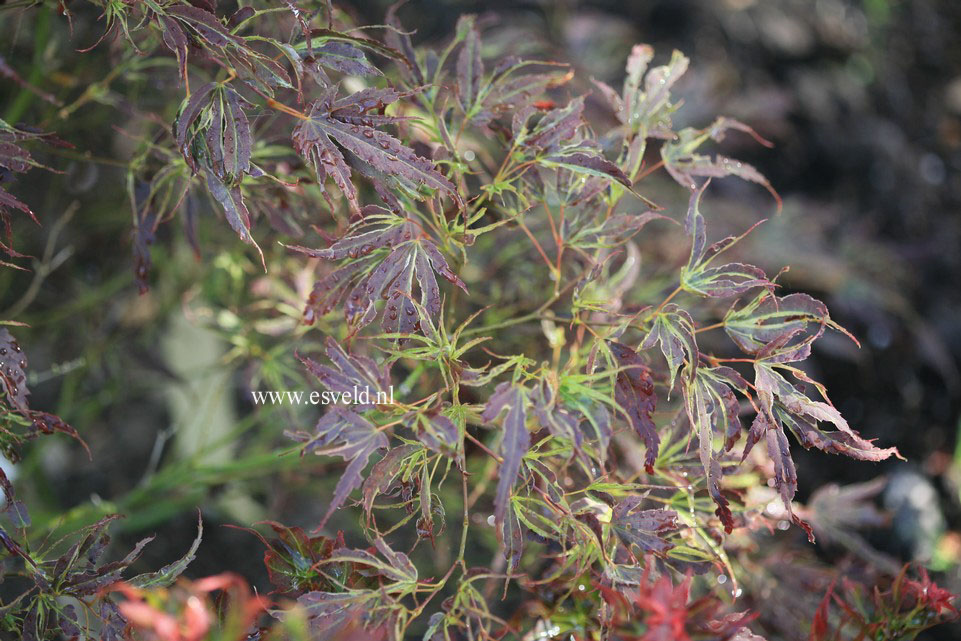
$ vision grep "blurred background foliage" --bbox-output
[1,0,960,638]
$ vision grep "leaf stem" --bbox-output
[695,320,726,334]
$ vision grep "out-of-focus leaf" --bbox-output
[566,210,667,249]
[385,3,424,86]
[502,502,525,572]
[456,15,483,112]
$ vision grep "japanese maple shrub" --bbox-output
[0,2,956,640]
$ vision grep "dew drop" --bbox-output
[486,514,495,526]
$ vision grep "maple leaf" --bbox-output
[481,383,530,529]
[403,408,462,465]
[158,5,290,94]
[231,522,353,596]
[529,379,583,450]
[680,183,771,298]
[327,537,418,587]
[724,291,855,364]
[610,497,678,555]
[361,443,421,520]
[288,407,389,529]
[279,28,408,92]
[299,336,392,411]
[175,82,264,263]
[9,514,159,640]
[0,120,68,259]
[384,4,424,87]
[608,341,659,474]
[683,367,749,533]
[9,512,192,641]
[455,15,484,114]
[288,591,389,641]
[593,44,688,139]
[903,568,959,617]
[511,95,634,203]
[128,155,191,293]
[293,86,462,214]
[662,117,781,207]
[515,96,586,150]
[538,147,632,188]
[641,304,698,395]
[566,210,667,250]
[444,16,572,129]
[742,361,899,540]
[0,329,85,526]
[127,513,204,590]
[755,362,899,460]
[0,327,29,413]
[289,208,467,334]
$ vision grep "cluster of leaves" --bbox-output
[0,1,957,640]
[0,514,201,640]
[809,566,958,641]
